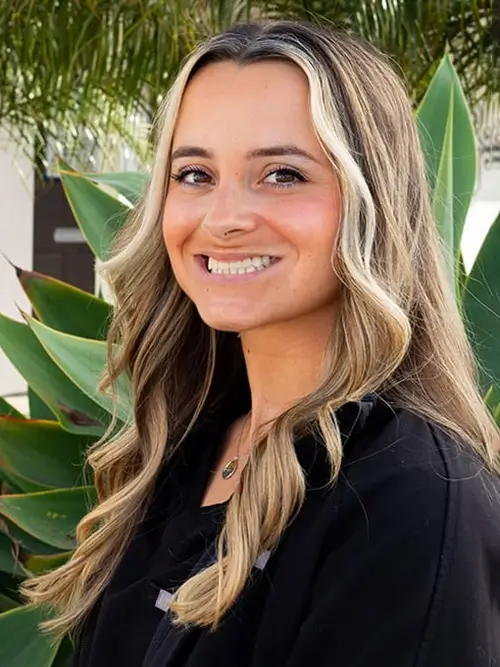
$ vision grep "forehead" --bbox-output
[172,60,314,146]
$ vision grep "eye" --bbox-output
[170,166,212,186]
[263,166,307,188]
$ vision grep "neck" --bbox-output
[239,306,336,439]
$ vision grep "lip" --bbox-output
[194,254,282,282]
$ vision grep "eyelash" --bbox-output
[170,164,307,188]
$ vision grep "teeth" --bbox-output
[207,255,274,275]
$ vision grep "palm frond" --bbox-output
[0,0,498,167]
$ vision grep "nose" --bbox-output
[201,182,259,241]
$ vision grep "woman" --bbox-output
[24,19,500,666]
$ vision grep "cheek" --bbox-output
[161,216,176,256]
[284,197,340,257]
[162,200,191,259]
[161,210,192,298]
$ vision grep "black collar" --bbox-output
[295,391,382,489]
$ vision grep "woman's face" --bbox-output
[163,60,341,333]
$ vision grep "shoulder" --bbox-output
[341,395,496,497]
[290,400,500,665]
[332,396,500,560]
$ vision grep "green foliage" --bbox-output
[17,268,112,340]
[0,52,499,665]
[416,53,478,263]
[0,487,96,551]
[0,397,24,419]
[86,172,148,205]
[27,317,132,424]
[462,212,500,399]
[0,605,62,667]
[58,160,131,261]
[416,54,500,413]
[0,170,141,666]
[1,1,498,167]
[0,315,108,436]
[0,531,28,578]
[0,419,90,489]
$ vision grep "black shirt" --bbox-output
[73,393,500,666]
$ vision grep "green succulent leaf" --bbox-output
[29,388,56,421]
[28,316,132,424]
[17,268,112,340]
[0,397,24,419]
[493,400,500,425]
[483,385,500,413]
[0,468,48,495]
[429,87,455,289]
[416,53,477,264]
[0,571,22,603]
[86,171,147,205]
[0,531,27,577]
[0,468,26,494]
[58,159,130,261]
[0,605,61,667]
[462,212,500,396]
[0,532,16,575]
[0,313,107,436]
[0,517,63,556]
[0,591,20,613]
[51,637,75,667]
[0,418,93,489]
[23,550,72,575]
[0,487,96,551]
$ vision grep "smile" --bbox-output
[195,254,281,281]
[206,255,276,275]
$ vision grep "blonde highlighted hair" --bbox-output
[23,19,500,638]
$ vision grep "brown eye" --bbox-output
[171,167,212,185]
[264,167,306,187]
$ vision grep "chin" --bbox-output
[196,307,264,333]
[199,316,253,333]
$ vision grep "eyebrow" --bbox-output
[170,144,320,164]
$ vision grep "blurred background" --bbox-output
[1,0,499,411]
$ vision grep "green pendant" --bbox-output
[222,457,239,480]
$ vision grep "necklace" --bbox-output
[221,416,250,481]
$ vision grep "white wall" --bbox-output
[0,128,34,403]
[462,161,500,272]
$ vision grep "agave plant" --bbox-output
[0,54,499,666]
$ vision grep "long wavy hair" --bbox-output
[23,19,500,638]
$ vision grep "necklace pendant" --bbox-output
[222,457,239,480]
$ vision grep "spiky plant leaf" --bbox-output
[0,487,96,551]
[462,212,500,397]
[0,314,107,436]
[0,419,93,489]
[416,53,477,272]
[0,518,63,556]
[23,551,72,576]
[59,160,130,261]
[86,172,148,205]
[0,532,27,577]
[0,605,62,667]
[0,398,24,420]
[27,317,132,424]
[17,268,111,340]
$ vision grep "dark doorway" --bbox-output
[33,176,94,294]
